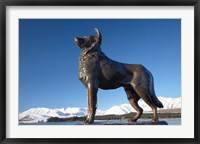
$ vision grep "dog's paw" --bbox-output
[151,119,159,122]
[83,119,94,125]
[128,118,138,122]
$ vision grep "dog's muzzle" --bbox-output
[75,37,84,45]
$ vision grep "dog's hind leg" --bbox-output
[131,83,158,122]
[124,85,143,122]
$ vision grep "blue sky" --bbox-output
[19,19,181,112]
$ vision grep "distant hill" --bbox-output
[19,97,181,123]
[158,108,181,113]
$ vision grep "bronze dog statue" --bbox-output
[75,28,163,124]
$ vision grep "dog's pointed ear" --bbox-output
[94,28,102,45]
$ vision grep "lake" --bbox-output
[20,118,181,125]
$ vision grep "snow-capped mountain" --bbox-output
[19,97,181,123]
[103,104,133,115]
[104,97,181,115]
[19,107,104,123]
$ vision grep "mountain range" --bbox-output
[19,97,181,123]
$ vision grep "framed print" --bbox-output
[0,0,200,144]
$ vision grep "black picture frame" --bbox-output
[0,0,199,144]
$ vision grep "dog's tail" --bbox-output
[150,77,164,108]
[152,94,164,108]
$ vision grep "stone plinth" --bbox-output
[103,121,168,125]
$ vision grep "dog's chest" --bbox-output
[78,54,99,83]
[78,61,88,82]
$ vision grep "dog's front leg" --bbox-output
[84,82,98,124]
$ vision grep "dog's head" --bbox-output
[75,28,102,50]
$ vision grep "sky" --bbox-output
[19,19,181,112]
